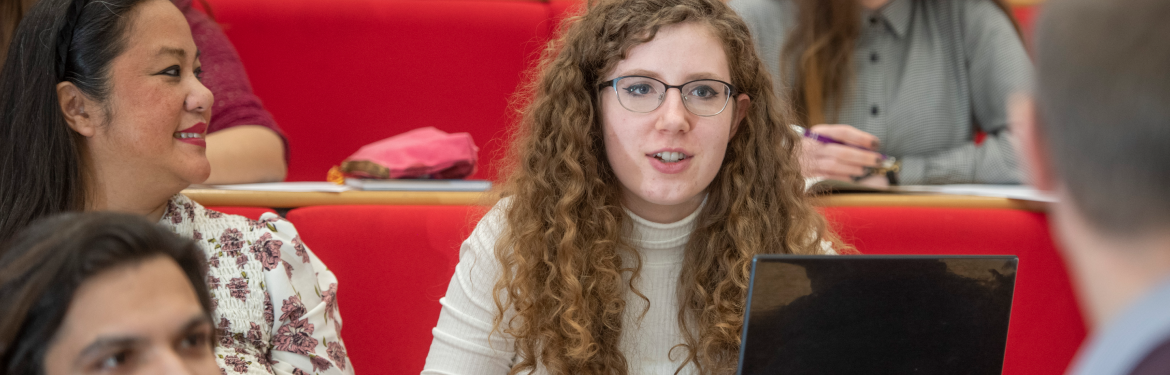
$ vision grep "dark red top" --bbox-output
[173,0,289,162]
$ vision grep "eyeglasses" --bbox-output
[598,76,738,117]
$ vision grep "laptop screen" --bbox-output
[739,255,1017,375]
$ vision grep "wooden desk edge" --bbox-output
[183,189,1047,212]
[182,189,497,207]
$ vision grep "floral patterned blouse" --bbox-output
[159,195,354,375]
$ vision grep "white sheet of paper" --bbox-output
[205,182,352,193]
[895,184,1056,203]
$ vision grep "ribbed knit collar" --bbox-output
[623,198,706,265]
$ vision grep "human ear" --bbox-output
[1009,93,1056,191]
[731,93,750,137]
[56,82,96,137]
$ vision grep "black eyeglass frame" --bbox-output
[598,75,740,117]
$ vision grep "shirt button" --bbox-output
[870,52,880,63]
[871,105,880,116]
[869,17,879,25]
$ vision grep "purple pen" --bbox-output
[793,125,891,161]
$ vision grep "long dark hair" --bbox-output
[0,0,38,65]
[0,212,213,375]
[2,0,214,70]
[0,0,148,244]
[781,0,1022,126]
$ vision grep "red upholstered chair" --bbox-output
[213,0,553,181]
[205,206,277,220]
[285,205,488,373]
[820,207,1086,375]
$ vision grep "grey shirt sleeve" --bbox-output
[733,0,1032,185]
[898,0,1032,184]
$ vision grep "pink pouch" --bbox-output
[339,127,479,179]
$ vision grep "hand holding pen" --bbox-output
[795,124,893,186]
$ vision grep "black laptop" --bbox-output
[737,255,1018,375]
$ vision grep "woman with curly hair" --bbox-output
[423,0,841,373]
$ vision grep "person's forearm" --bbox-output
[897,132,1022,185]
[203,125,287,184]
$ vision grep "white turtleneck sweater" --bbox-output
[422,199,832,374]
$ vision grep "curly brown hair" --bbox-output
[491,0,843,373]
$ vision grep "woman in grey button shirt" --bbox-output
[729,0,1031,185]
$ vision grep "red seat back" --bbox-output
[285,205,487,373]
[214,0,553,181]
[820,207,1086,375]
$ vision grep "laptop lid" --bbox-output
[738,255,1018,375]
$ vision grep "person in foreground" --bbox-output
[730,0,1031,186]
[0,0,350,373]
[423,0,840,373]
[1011,0,1170,373]
[0,212,219,375]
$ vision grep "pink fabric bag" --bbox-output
[339,127,479,179]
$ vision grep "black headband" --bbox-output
[56,0,90,81]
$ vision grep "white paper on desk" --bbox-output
[894,184,1057,203]
[344,178,491,192]
[204,182,352,193]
